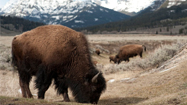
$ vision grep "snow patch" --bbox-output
[100,8,103,11]
[159,65,178,73]
[94,18,98,21]
[167,0,186,8]
[74,20,84,23]
[30,15,40,19]
[120,78,131,82]
[86,10,93,13]
[52,16,60,20]
[18,89,22,94]
[108,79,115,83]
[92,0,156,13]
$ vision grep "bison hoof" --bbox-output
[64,99,70,102]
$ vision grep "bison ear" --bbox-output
[84,73,92,85]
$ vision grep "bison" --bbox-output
[11,25,106,104]
[95,49,100,55]
[115,44,146,64]
[109,55,118,63]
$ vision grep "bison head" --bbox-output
[115,55,121,64]
[71,71,106,104]
[109,55,120,64]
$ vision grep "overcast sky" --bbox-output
[0,0,9,8]
[0,0,89,8]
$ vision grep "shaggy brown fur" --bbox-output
[95,49,100,55]
[116,44,146,64]
[11,25,106,104]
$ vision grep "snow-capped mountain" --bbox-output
[161,0,187,8]
[149,0,187,11]
[0,0,130,28]
[91,0,187,13]
[149,0,166,11]
[1,0,186,28]
[91,0,157,13]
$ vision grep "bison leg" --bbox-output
[117,60,121,64]
[19,77,27,98]
[140,52,143,58]
[35,68,53,99]
[124,58,129,62]
[18,72,33,98]
[24,77,33,98]
[54,77,70,102]
[19,75,33,98]
[37,83,51,99]
[63,90,70,102]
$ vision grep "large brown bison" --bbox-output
[11,25,106,104]
[116,44,146,64]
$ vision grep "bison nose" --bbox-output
[92,102,97,104]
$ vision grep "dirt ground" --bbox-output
[1,34,187,105]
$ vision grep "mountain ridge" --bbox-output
[0,0,187,29]
[77,3,187,34]
[0,0,130,28]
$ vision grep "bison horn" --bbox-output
[91,71,101,83]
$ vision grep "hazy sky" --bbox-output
[0,0,9,8]
[0,0,88,8]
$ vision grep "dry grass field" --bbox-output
[1,34,187,105]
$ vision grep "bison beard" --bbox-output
[11,25,106,104]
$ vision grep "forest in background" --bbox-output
[0,16,45,34]
[77,4,187,35]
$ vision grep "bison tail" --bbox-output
[11,50,18,71]
[143,45,146,52]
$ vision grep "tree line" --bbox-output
[0,15,45,32]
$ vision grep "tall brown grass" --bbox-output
[0,44,12,70]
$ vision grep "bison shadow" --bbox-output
[98,97,148,105]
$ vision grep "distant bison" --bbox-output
[95,49,100,55]
[109,55,118,63]
[116,44,146,64]
[11,25,106,104]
